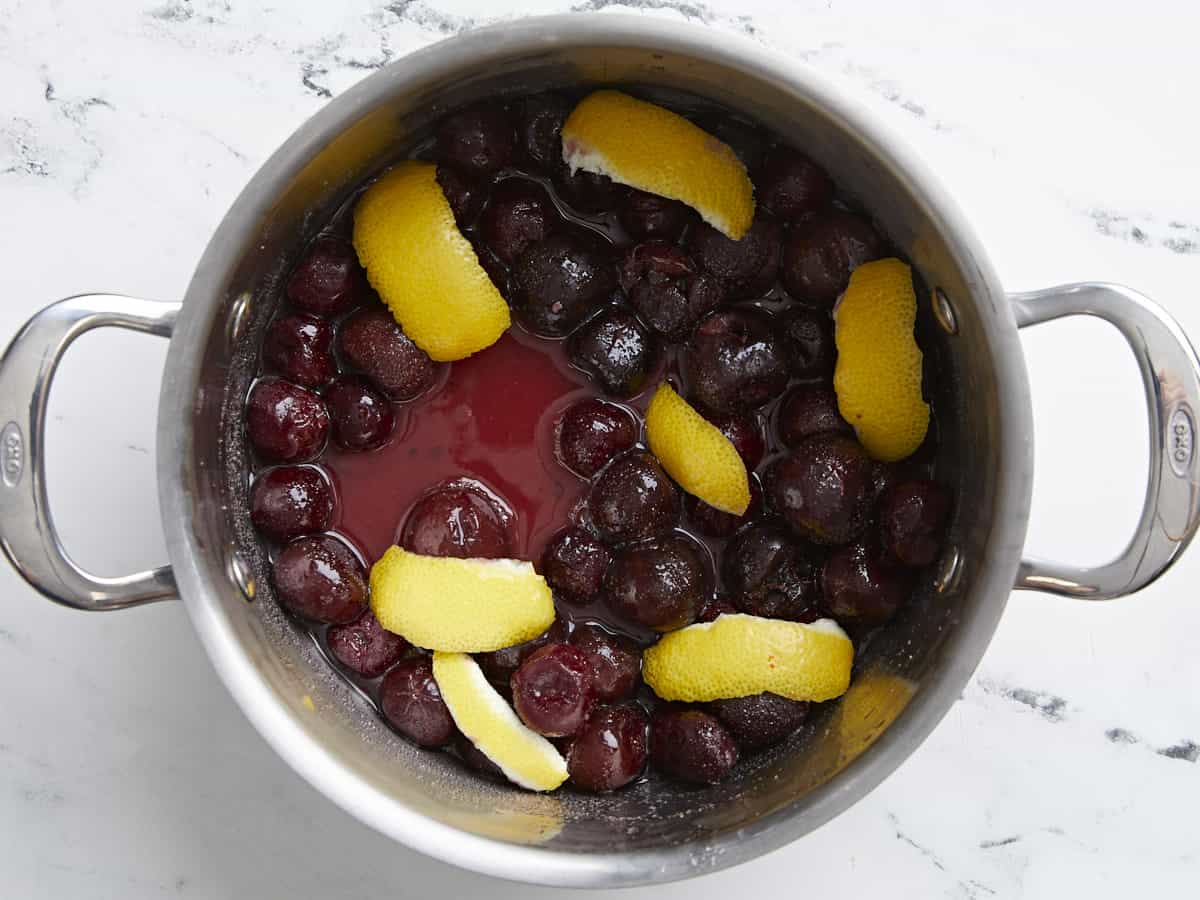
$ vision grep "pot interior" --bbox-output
[173,26,1022,880]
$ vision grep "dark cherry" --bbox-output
[476,619,568,686]
[555,168,621,214]
[766,433,875,546]
[753,146,833,220]
[479,179,557,265]
[567,704,649,792]
[708,693,810,752]
[570,624,642,702]
[619,242,724,342]
[338,308,437,401]
[618,190,697,242]
[880,480,951,567]
[697,115,767,171]
[688,214,781,299]
[554,398,638,478]
[542,528,612,604]
[511,230,617,337]
[511,643,597,738]
[245,379,329,463]
[776,384,852,448]
[604,535,708,632]
[436,165,486,227]
[713,413,765,469]
[401,481,513,559]
[568,308,658,398]
[683,308,789,413]
[379,657,456,747]
[286,237,361,316]
[272,534,366,624]
[327,610,408,678]
[325,375,395,451]
[696,594,739,623]
[436,104,515,177]
[782,210,882,306]
[722,521,821,621]
[649,707,738,785]
[250,465,335,541]
[263,313,335,388]
[515,93,570,172]
[777,305,836,378]
[455,733,505,779]
[587,449,680,543]
[686,476,763,539]
[822,540,911,626]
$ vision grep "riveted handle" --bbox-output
[0,295,181,610]
[1012,283,1200,598]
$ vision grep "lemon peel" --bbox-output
[833,258,930,461]
[352,161,510,362]
[645,382,750,515]
[643,613,854,703]
[433,652,568,792]
[369,547,554,652]
[561,90,755,239]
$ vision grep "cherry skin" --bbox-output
[650,707,738,785]
[567,704,649,792]
[511,643,597,738]
[272,534,366,624]
[379,657,456,747]
[250,465,335,542]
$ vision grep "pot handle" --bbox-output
[1011,282,1200,598]
[0,294,181,610]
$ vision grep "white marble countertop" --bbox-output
[1,0,1198,896]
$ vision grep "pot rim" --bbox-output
[157,14,1033,887]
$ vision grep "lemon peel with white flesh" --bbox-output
[561,90,755,239]
[433,652,568,792]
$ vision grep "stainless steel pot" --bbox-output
[2,15,1198,888]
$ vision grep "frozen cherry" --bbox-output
[286,237,361,315]
[604,535,708,632]
[511,643,596,738]
[696,594,739,623]
[436,165,486,227]
[379,657,456,747]
[753,146,833,220]
[822,540,911,626]
[686,476,763,539]
[650,707,738,785]
[688,214,781,299]
[542,528,612,604]
[777,305,836,378]
[401,481,513,559]
[436,104,515,176]
[338,308,437,401]
[567,704,649,791]
[776,384,851,447]
[250,465,335,541]
[325,375,395,451]
[766,434,875,545]
[245,379,329,463]
[273,534,366,624]
[568,308,658,398]
[683,309,789,413]
[480,179,556,264]
[456,734,505,779]
[881,480,951,567]
[555,398,638,477]
[619,242,723,341]
[515,93,570,172]
[709,693,810,752]
[723,521,821,621]
[263,313,335,388]
[570,624,642,702]
[713,413,765,469]
[327,610,408,678]
[587,449,680,543]
[476,619,568,686]
[782,210,882,306]
[619,190,697,242]
[555,168,620,213]
[511,231,617,337]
